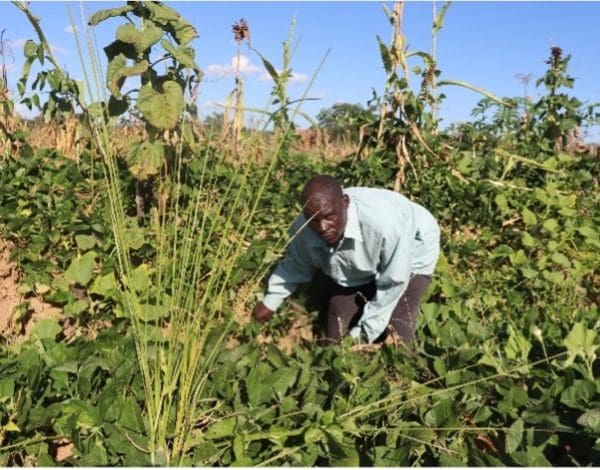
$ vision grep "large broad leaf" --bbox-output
[125,139,165,180]
[129,264,151,292]
[560,380,596,410]
[563,322,598,367]
[116,24,162,54]
[204,417,236,439]
[89,272,119,298]
[106,54,149,98]
[104,39,138,61]
[119,397,146,434]
[88,5,135,26]
[64,251,97,286]
[504,324,531,363]
[505,418,524,454]
[577,409,600,434]
[137,81,184,130]
[0,378,15,402]
[144,2,198,44]
[75,234,96,251]
[160,39,200,73]
[30,318,62,340]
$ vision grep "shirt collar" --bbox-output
[343,197,363,242]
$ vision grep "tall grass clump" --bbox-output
[8,2,324,464]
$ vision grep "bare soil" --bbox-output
[0,237,61,341]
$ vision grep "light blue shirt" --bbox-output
[262,187,440,343]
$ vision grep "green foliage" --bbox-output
[316,102,376,143]
[3,2,600,467]
[12,2,82,122]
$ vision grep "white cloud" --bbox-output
[49,44,69,56]
[15,102,39,120]
[6,39,26,51]
[206,55,260,77]
[64,25,78,34]
[258,70,308,84]
[0,63,16,75]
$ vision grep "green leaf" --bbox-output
[521,232,536,247]
[433,1,451,34]
[495,193,508,213]
[30,318,62,340]
[129,264,150,292]
[551,252,571,268]
[64,251,97,286]
[204,417,236,439]
[504,324,531,362]
[75,234,96,251]
[106,54,149,98]
[560,380,596,410]
[563,322,598,367]
[522,207,537,225]
[577,409,600,434]
[90,272,118,297]
[252,48,279,82]
[64,299,89,317]
[424,398,454,427]
[125,139,165,181]
[512,445,551,466]
[265,367,297,397]
[24,40,38,59]
[137,81,184,130]
[542,218,559,233]
[376,35,392,74]
[145,3,198,44]
[505,418,523,453]
[119,397,145,434]
[116,24,163,54]
[0,378,15,402]
[88,5,134,26]
[160,39,200,72]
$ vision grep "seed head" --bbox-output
[232,18,250,45]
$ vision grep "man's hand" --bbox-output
[252,302,274,324]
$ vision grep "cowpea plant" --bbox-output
[89,1,202,218]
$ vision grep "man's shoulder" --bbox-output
[344,187,408,214]
[344,186,406,202]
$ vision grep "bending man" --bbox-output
[252,175,440,344]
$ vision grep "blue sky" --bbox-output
[2,1,600,138]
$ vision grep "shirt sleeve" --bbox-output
[349,227,411,343]
[262,234,316,312]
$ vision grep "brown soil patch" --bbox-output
[0,239,21,334]
[52,438,74,462]
[0,238,62,341]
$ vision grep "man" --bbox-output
[252,175,440,344]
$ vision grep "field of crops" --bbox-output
[1,1,599,466]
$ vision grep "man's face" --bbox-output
[304,193,349,246]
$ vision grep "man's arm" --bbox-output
[349,229,411,343]
[252,234,316,322]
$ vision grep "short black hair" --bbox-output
[301,175,343,206]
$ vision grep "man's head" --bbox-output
[301,175,349,246]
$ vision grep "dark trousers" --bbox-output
[325,274,432,343]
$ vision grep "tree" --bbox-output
[316,102,376,143]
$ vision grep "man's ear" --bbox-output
[343,194,350,209]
